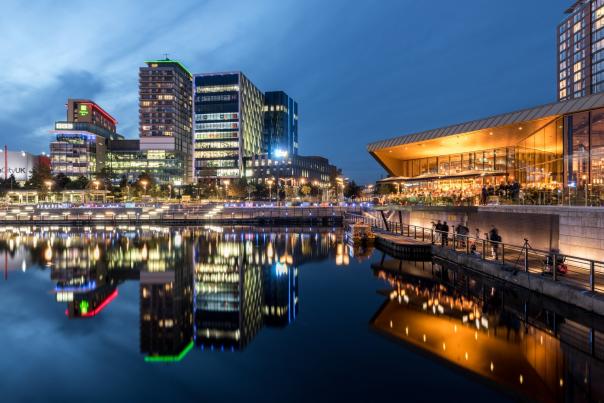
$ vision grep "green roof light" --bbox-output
[145,59,192,77]
[144,340,194,363]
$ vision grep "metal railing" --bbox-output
[346,212,604,295]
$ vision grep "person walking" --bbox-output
[481,186,488,205]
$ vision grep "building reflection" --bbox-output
[0,225,337,359]
[370,255,604,402]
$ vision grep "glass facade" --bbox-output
[558,0,604,100]
[194,73,264,182]
[50,132,106,179]
[263,91,299,157]
[397,118,564,188]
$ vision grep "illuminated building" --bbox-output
[193,72,265,183]
[368,93,604,196]
[262,263,298,327]
[244,153,339,188]
[263,91,298,158]
[140,264,194,362]
[558,1,604,100]
[50,99,123,179]
[139,58,193,185]
[193,234,263,350]
[106,139,145,183]
[0,150,42,184]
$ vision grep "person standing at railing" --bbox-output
[442,221,449,246]
[434,220,443,244]
[488,225,501,260]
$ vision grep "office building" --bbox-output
[50,99,122,179]
[193,72,264,183]
[263,91,298,157]
[0,149,42,183]
[139,58,193,185]
[244,153,339,187]
[558,0,604,100]
[368,92,604,198]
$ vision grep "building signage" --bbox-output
[55,122,74,130]
[79,104,89,116]
[0,151,35,181]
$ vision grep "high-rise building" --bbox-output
[263,91,298,158]
[50,99,122,179]
[558,0,604,100]
[139,58,193,185]
[193,72,264,183]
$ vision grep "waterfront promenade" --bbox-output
[347,212,604,314]
[0,203,359,225]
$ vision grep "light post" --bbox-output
[92,180,100,191]
[140,179,148,196]
[267,179,274,201]
[582,174,588,206]
[223,180,230,200]
[168,184,172,200]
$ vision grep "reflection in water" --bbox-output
[370,255,604,402]
[0,225,348,361]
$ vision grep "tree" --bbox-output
[253,182,268,200]
[68,176,89,190]
[0,174,20,192]
[227,178,249,199]
[24,165,52,190]
[53,173,71,190]
[344,180,362,199]
[377,183,395,195]
[300,185,311,198]
[135,172,155,196]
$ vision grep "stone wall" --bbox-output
[373,205,604,260]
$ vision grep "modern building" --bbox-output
[244,153,339,187]
[0,149,41,183]
[368,93,604,199]
[139,58,193,185]
[193,72,265,183]
[106,139,145,183]
[263,91,298,158]
[558,0,604,100]
[50,100,122,179]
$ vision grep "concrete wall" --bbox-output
[375,205,604,260]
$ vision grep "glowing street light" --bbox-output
[267,178,274,201]
[92,180,100,191]
[140,179,149,195]
[44,180,53,192]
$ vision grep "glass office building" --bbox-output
[193,72,264,183]
[263,91,299,157]
[369,93,604,198]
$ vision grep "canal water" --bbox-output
[0,225,601,402]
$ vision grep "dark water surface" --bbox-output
[0,225,598,402]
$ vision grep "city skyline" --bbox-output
[0,0,569,184]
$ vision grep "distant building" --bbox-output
[263,91,298,158]
[50,99,122,179]
[106,139,144,183]
[244,153,339,186]
[139,59,193,185]
[193,72,265,183]
[0,149,40,183]
[558,1,604,100]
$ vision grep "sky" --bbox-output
[0,0,569,184]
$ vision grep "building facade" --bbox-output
[263,91,298,158]
[193,72,264,183]
[50,100,122,179]
[244,153,338,186]
[368,93,604,201]
[139,59,193,185]
[558,0,604,100]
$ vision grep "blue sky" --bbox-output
[0,0,568,184]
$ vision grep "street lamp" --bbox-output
[44,180,53,192]
[223,180,230,200]
[267,179,274,201]
[140,179,148,196]
[92,180,100,191]
[168,184,172,200]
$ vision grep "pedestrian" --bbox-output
[481,186,488,205]
[488,225,501,260]
[435,220,443,243]
[442,221,449,246]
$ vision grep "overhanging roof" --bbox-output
[367,92,604,152]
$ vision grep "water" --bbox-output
[0,225,599,402]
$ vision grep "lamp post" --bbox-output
[582,174,588,206]
[168,184,172,200]
[267,179,274,201]
[92,180,100,191]
[223,179,230,200]
[140,179,148,196]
